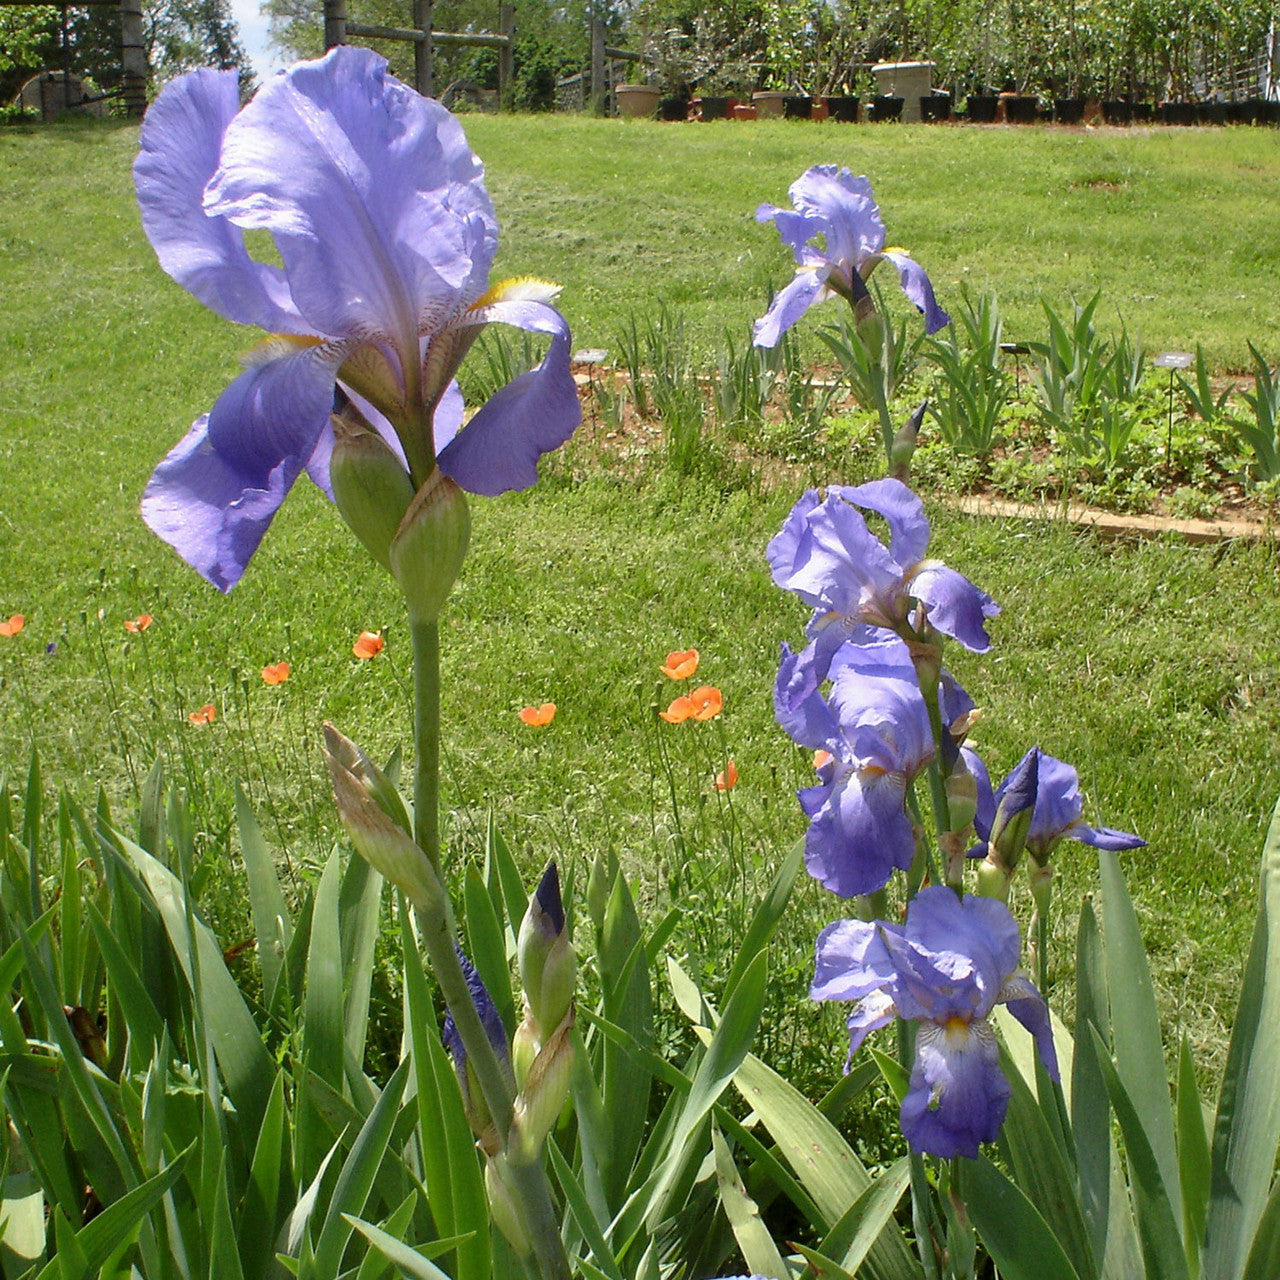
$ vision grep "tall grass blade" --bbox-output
[345,1217,455,1280]
[1203,794,1280,1280]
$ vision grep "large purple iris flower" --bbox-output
[777,635,975,897]
[134,48,579,591]
[769,479,999,709]
[812,887,1058,1159]
[753,166,950,348]
[969,747,1146,864]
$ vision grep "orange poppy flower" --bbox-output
[660,648,699,680]
[123,615,154,634]
[188,703,217,725]
[0,614,24,637]
[814,749,833,770]
[519,702,556,727]
[660,695,695,724]
[688,685,723,720]
[261,661,291,685]
[714,760,739,791]
[352,630,384,659]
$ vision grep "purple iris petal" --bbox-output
[754,166,948,348]
[205,48,496,339]
[770,480,998,659]
[803,766,915,898]
[881,250,952,335]
[442,944,511,1083]
[134,68,301,333]
[901,1018,1010,1159]
[774,643,843,752]
[437,299,580,496]
[751,268,829,348]
[910,563,999,652]
[140,415,299,593]
[812,887,1055,1159]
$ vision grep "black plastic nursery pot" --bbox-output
[868,95,903,122]
[1004,95,1039,123]
[657,96,689,121]
[1053,97,1085,124]
[920,94,951,121]
[1131,102,1153,122]
[824,95,859,122]
[1197,100,1228,125]
[966,94,999,122]
[1102,100,1132,124]
[782,95,812,119]
[1158,101,1197,125]
[696,95,731,120]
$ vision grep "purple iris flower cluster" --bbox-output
[134,48,579,591]
[769,470,1141,1159]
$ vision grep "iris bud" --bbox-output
[322,723,441,911]
[989,748,1039,875]
[945,757,978,834]
[976,854,1011,902]
[511,1020,574,1158]
[329,396,416,573]
[891,401,927,482]
[389,467,471,623]
[518,862,576,1039]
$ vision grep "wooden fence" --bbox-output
[322,0,513,101]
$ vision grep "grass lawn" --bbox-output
[1,112,1279,1087]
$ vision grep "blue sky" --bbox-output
[230,0,282,81]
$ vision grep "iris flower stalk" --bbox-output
[140,49,577,1280]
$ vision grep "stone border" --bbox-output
[950,494,1276,544]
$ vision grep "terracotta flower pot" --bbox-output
[615,84,659,118]
[752,90,787,118]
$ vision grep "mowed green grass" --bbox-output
[1,114,1279,1080]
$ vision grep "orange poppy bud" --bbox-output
[660,648,699,680]
[353,630,385,659]
[261,661,291,685]
[123,615,154,634]
[188,703,217,725]
[519,702,556,727]
[0,614,24,637]
[715,761,739,791]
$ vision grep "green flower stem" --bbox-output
[409,613,571,1280]
[411,617,443,874]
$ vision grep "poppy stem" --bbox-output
[411,616,441,873]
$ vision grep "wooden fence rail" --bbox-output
[323,0,513,101]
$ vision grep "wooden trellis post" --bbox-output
[119,0,146,114]
[412,0,433,95]
[323,0,347,50]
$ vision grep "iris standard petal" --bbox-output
[910,561,1000,651]
[845,990,898,1063]
[753,268,829,348]
[755,203,822,261]
[804,767,914,897]
[206,47,496,344]
[964,745,995,844]
[141,414,302,593]
[786,166,884,265]
[881,250,952,335]
[134,67,300,333]
[766,489,820,589]
[834,478,931,571]
[774,643,843,750]
[901,1017,1009,1159]
[811,918,895,1002]
[787,494,903,619]
[436,299,579,496]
